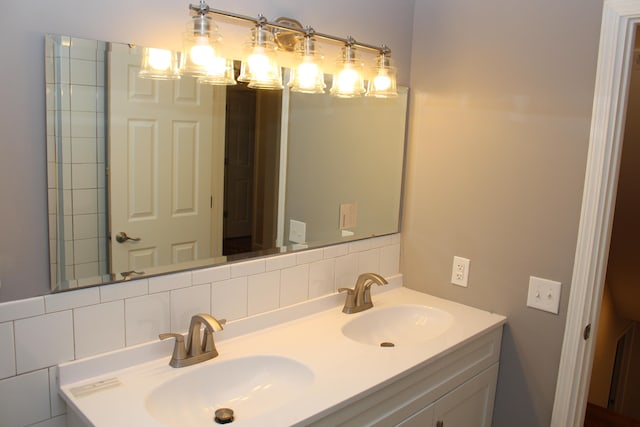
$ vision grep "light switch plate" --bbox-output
[527,276,561,314]
[339,203,357,229]
[289,219,306,244]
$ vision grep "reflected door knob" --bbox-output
[115,232,141,243]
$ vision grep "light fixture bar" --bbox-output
[188,3,392,56]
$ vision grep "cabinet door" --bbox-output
[432,364,499,427]
[396,402,435,426]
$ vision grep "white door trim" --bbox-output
[551,1,640,425]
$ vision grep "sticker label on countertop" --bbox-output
[70,377,121,398]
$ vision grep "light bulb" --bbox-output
[148,48,172,71]
[297,61,319,89]
[205,56,227,77]
[337,67,359,93]
[190,37,214,66]
[373,74,391,91]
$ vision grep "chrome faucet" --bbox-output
[339,272,388,314]
[159,313,226,368]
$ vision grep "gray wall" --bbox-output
[402,0,603,425]
[0,0,415,303]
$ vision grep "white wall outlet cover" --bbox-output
[526,276,562,314]
[339,203,357,229]
[289,219,306,244]
[451,256,470,287]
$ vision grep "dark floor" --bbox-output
[584,403,640,427]
[223,236,252,255]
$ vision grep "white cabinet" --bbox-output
[305,326,502,427]
[398,364,498,427]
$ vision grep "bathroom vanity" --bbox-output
[58,285,505,427]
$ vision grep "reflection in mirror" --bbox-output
[45,34,408,293]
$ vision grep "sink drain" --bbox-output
[214,408,234,424]
[380,341,395,348]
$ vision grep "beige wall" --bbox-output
[402,0,603,425]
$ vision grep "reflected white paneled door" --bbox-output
[108,44,214,278]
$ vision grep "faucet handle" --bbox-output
[159,333,187,367]
[338,288,357,313]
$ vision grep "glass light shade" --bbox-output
[198,57,237,85]
[330,45,365,98]
[182,14,223,76]
[366,53,398,98]
[238,26,283,90]
[288,36,325,94]
[138,48,182,80]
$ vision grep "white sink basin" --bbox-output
[341,304,454,346]
[145,355,314,426]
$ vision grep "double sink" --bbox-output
[58,284,502,426]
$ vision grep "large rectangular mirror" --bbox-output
[45,34,408,292]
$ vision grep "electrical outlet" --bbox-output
[451,256,470,287]
[527,276,561,314]
[289,219,306,244]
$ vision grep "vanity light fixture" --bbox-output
[367,48,398,98]
[288,29,326,94]
[138,47,182,80]
[139,1,398,97]
[237,17,283,90]
[330,40,365,98]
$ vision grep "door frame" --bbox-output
[551,1,640,425]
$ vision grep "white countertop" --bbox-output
[58,285,505,426]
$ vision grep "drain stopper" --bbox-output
[214,408,234,424]
[380,341,395,347]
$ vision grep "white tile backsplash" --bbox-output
[125,293,170,346]
[309,259,336,298]
[45,287,100,313]
[212,278,248,321]
[0,369,51,427]
[0,234,401,427]
[148,271,191,293]
[15,311,74,374]
[73,301,125,358]
[0,323,15,379]
[280,265,309,307]
[231,259,266,278]
[247,271,280,315]
[100,278,148,303]
[192,265,230,285]
[170,284,211,333]
[0,296,45,322]
[49,366,66,417]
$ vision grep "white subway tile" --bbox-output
[15,311,74,374]
[71,163,97,188]
[192,265,230,285]
[49,366,66,417]
[380,244,401,277]
[247,271,280,316]
[70,59,96,86]
[72,189,98,214]
[335,253,359,290]
[265,253,296,272]
[70,85,98,112]
[280,265,309,307]
[170,284,211,333]
[148,272,191,293]
[0,323,15,379]
[71,137,98,164]
[391,233,401,244]
[323,244,349,259]
[125,293,170,346]
[296,248,323,265]
[100,279,148,302]
[230,259,265,278]
[0,369,51,427]
[369,234,393,248]
[348,238,373,253]
[309,259,335,298]
[45,287,100,312]
[357,248,380,274]
[74,301,125,359]
[0,297,45,322]
[212,278,247,322]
